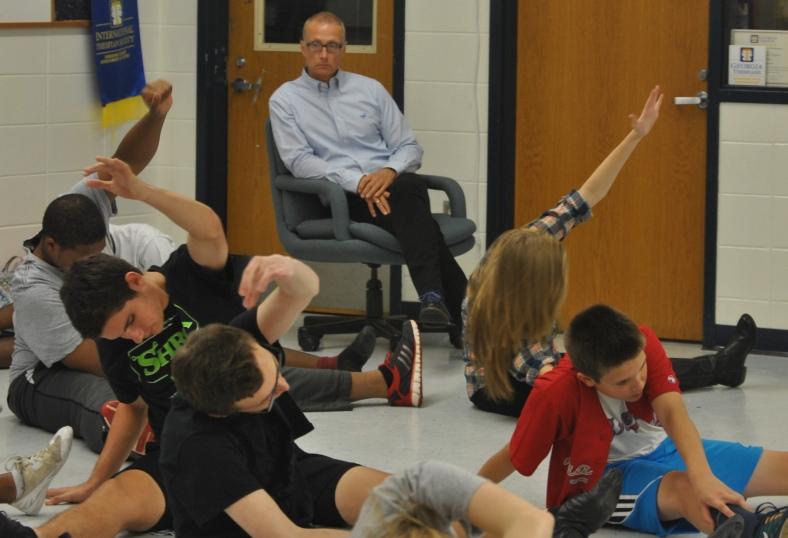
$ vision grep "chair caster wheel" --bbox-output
[298,327,321,351]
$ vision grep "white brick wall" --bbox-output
[402,0,489,301]
[716,102,788,330]
[0,0,197,263]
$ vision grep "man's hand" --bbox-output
[690,472,748,528]
[84,157,151,201]
[46,480,100,505]
[141,79,173,118]
[629,85,663,139]
[358,168,396,201]
[364,191,391,217]
[238,254,320,309]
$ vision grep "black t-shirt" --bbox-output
[160,333,315,538]
[98,245,245,437]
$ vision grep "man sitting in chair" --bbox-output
[269,11,467,345]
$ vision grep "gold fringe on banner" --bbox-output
[101,95,147,128]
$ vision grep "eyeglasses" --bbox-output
[263,355,282,413]
[305,40,344,53]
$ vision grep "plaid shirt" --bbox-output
[464,190,592,398]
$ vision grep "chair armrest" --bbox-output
[421,174,467,218]
[274,176,352,240]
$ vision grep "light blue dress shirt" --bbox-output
[269,69,423,193]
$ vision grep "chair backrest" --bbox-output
[265,119,330,236]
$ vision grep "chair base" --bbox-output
[299,315,408,351]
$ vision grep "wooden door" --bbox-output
[227,0,394,255]
[515,0,708,340]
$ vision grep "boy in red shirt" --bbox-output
[480,304,788,537]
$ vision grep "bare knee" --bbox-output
[656,471,690,521]
[95,470,166,531]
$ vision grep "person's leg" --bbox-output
[672,313,756,390]
[348,175,453,324]
[283,325,377,372]
[0,304,13,330]
[744,450,788,497]
[656,471,716,533]
[469,375,532,418]
[0,474,15,504]
[0,335,13,369]
[7,366,115,453]
[36,470,166,538]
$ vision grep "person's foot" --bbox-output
[709,514,745,538]
[7,426,73,516]
[448,325,463,350]
[337,325,377,372]
[378,320,422,407]
[552,468,623,538]
[754,502,788,538]
[0,512,36,537]
[715,313,756,388]
[418,291,450,327]
[101,400,155,458]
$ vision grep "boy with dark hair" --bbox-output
[479,304,788,537]
[0,147,420,537]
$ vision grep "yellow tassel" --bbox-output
[101,95,147,128]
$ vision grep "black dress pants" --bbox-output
[347,173,467,324]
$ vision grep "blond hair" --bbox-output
[466,228,567,401]
[373,500,452,538]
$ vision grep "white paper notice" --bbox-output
[729,45,767,86]
[731,29,788,87]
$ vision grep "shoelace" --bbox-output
[755,502,788,538]
[4,438,61,474]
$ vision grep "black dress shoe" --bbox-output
[715,313,756,388]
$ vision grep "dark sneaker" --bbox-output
[8,426,73,515]
[379,320,422,407]
[101,400,155,458]
[710,514,745,538]
[716,313,757,388]
[755,502,788,538]
[418,291,450,327]
[0,512,36,538]
[448,325,463,350]
[553,468,624,538]
[337,325,377,372]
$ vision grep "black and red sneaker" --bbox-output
[101,400,155,457]
[379,320,422,407]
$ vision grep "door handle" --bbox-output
[231,76,262,103]
[673,91,708,109]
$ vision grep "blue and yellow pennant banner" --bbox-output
[91,0,147,127]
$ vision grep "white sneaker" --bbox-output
[7,426,73,515]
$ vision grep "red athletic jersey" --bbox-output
[509,326,680,508]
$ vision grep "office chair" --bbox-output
[265,119,476,351]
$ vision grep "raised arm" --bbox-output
[83,157,227,270]
[105,80,173,179]
[238,255,320,343]
[577,85,663,208]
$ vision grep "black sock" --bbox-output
[378,364,393,388]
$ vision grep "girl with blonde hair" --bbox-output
[464,85,664,416]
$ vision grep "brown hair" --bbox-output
[466,228,567,401]
[171,325,263,415]
[302,11,346,41]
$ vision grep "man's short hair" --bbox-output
[60,253,140,339]
[565,304,645,381]
[42,194,106,249]
[172,325,264,415]
[302,11,346,41]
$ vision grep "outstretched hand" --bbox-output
[629,85,663,138]
[691,473,749,529]
[238,255,299,309]
[84,156,150,201]
[46,480,98,506]
[141,79,173,117]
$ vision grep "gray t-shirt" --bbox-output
[351,461,485,538]
[9,179,174,382]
